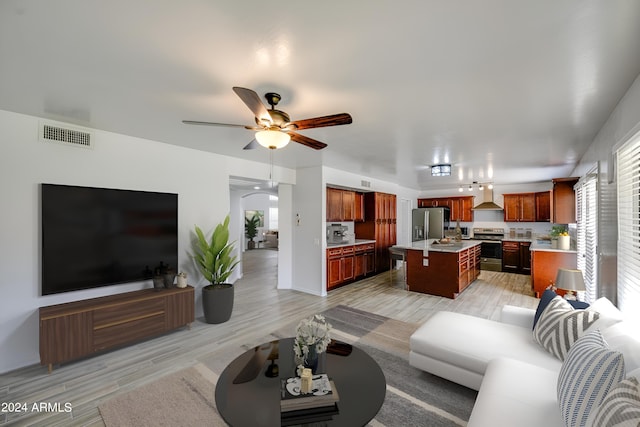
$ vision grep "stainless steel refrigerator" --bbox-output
[411,207,450,241]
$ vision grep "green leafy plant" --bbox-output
[245,213,260,242]
[194,215,239,287]
[550,225,568,238]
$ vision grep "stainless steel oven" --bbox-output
[472,228,505,271]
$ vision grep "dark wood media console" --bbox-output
[39,286,195,373]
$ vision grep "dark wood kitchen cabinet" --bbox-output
[355,192,396,272]
[417,196,474,222]
[535,191,551,222]
[502,241,531,274]
[552,178,579,224]
[503,193,535,222]
[354,192,365,222]
[327,243,374,290]
[326,187,356,222]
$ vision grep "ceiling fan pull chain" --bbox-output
[270,149,274,187]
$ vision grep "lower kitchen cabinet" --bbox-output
[531,250,577,298]
[327,243,375,290]
[502,241,531,274]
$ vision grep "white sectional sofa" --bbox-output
[409,296,640,427]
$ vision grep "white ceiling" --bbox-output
[2,1,640,191]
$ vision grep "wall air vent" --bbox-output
[361,180,371,188]
[39,122,93,149]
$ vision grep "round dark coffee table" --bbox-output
[215,337,386,426]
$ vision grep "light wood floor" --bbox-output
[0,249,538,426]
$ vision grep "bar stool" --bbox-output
[388,246,407,288]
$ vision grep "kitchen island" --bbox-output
[392,240,481,299]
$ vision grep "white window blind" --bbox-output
[617,134,640,314]
[576,166,598,303]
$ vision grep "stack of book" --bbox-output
[280,374,340,425]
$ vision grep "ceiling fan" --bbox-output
[183,87,352,150]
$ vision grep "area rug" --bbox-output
[100,305,477,427]
[302,305,478,427]
[98,363,225,427]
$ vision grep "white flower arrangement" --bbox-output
[293,314,333,366]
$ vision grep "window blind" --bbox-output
[576,166,598,303]
[617,134,640,314]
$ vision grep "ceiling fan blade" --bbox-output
[288,113,352,130]
[182,120,246,128]
[287,132,328,150]
[232,87,272,125]
[243,139,259,150]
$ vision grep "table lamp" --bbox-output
[555,268,586,301]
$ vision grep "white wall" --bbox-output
[570,72,640,305]
[292,167,325,295]
[0,110,295,373]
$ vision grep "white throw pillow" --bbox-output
[533,295,600,360]
[586,376,640,427]
[557,329,626,427]
[601,321,640,374]
[586,297,625,331]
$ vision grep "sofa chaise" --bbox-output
[409,292,640,427]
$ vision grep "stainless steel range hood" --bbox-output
[472,188,503,210]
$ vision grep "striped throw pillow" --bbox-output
[557,329,626,427]
[533,295,600,360]
[587,376,640,427]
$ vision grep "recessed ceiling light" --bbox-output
[431,164,451,176]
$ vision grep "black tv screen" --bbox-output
[41,184,178,295]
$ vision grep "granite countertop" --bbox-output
[529,240,577,253]
[326,239,376,248]
[393,239,481,253]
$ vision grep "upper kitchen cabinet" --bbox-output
[535,191,551,222]
[354,192,364,222]
[326,187,357,222]
[504,191,551,222]
[552,178,579,224]
[503,193,536,222]
[418,196,474,222]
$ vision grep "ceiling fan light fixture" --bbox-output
[255,130,290,149]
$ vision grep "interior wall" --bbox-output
[291,167,325,295]
[0,110,294,374]
[571,72,640,306]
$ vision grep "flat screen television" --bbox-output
[41,184,178,295]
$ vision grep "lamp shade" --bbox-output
[255,130,290,149]
[554,268,586,292]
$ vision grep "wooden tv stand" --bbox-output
[39,286,194,373]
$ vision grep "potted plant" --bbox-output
[193,215,240,324]
[245,213,260,250]
[550,225,567,249]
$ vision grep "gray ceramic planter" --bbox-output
[202,284,234,324]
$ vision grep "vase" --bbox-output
[163,270,176,288]
[304,343,322,374]
[152,276,164,291]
